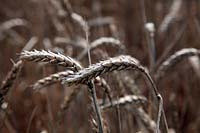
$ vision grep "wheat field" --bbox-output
[0,0,200,133]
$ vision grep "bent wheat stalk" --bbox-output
[0,60,23,105]
[62,55,168,132]
[155,48,200,80]
[20,50,82,71]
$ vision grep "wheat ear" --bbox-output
[28,72,112,116]
[20,50,82,71]
[100,95,155,132]
[78,37,125,60]
[155,48,200,80]
[100,95,146,110]
[29,71,113,113]
[0,60,23,105]
[29,71,74,90]
[62,55,167,132]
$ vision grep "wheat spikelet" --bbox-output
[100,95,155,132]
[20,50,82,71]
[29,70,112,114]
[30,71,74,90]
[0,18,28,30]
[94,77,112,105]
[0,60,23,105]
[100,95,147,110]
[91,116,110,133]
[90,37,123,50]
[62,55,167,132]
[62,55,159,95]
[60,77,113,112]
[155,48,200,80]
[78,37,125,60]
[29,70,112,101]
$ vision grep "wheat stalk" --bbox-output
[158,0,182,34]
[20,50,82,71]
[155,48,200,80]
[0,60,23,105]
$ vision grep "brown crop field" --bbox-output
[0,0,200,132]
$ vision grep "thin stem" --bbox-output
[156,94,169,133]
[88,81,103,133]
[116,96,122,133]
[85,20,103,132]
[140,0,156,69]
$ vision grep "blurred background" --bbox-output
[0,0,200,132]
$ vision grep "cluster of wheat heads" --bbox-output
[24,50,165,132]
[1,47,200,132]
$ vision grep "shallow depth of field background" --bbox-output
[0,0,200,133]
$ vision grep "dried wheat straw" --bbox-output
[0,60,23,105]
[20,50,82,71]
[155,48,200,80]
